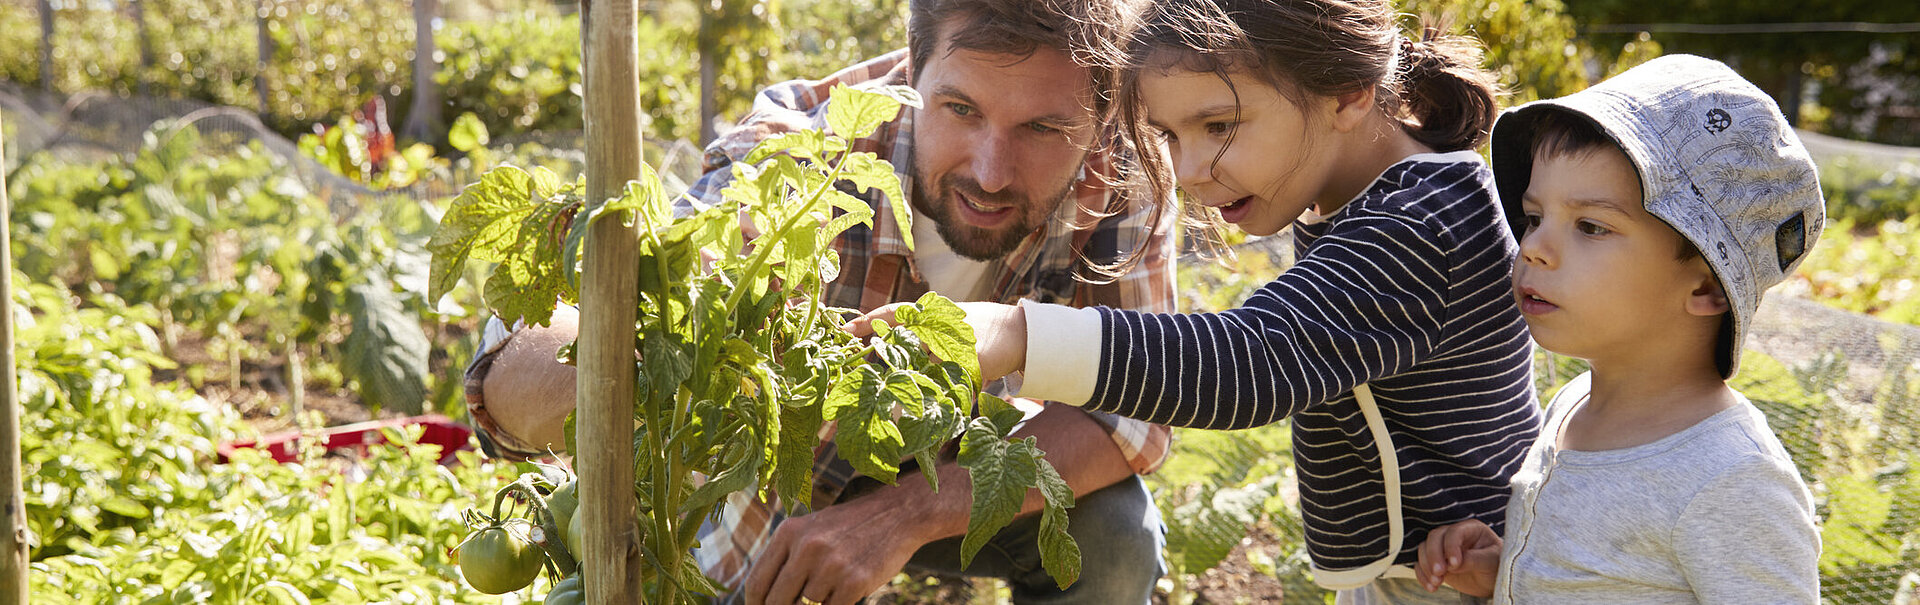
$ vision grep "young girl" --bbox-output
[856,1,1541,602]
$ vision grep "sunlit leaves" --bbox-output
[427,165,579,327]
[429,84,1083,597]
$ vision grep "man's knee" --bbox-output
[1011,475,1166,604]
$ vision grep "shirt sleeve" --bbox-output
[1676,455,1821,604]
[1071,187,1180,475]
[1074,209,1452,430]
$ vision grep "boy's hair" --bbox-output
[1490,54,1826,378]
[1526,109,1702,262]
[1097,0,1503,230]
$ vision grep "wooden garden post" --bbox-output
[0,114,31,602]
[579,1,643,603]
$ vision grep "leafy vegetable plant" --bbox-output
[429,84,1080,601]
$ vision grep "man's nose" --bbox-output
[971,132,1015,193]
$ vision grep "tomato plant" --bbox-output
[429,84,1081,602]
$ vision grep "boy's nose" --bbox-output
[1517,230,1554,268]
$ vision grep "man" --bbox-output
[463,1,1176,602]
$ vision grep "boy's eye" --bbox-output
[1576,220,1612,236]
[1520,214,1541,233]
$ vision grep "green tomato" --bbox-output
[544,575,584,605]
[545,480,579,542]
[566,506,587,558]
[545,587,585,605]
[457,523,544,594]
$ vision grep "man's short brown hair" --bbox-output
[906,0,1141,116]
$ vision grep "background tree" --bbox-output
[1565,0,1920,144]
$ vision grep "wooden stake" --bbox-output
[1,111,34,603]
[580,1,642,602]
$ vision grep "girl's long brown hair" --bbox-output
[1101,0,1503,236]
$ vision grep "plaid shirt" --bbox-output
[466,49,1177,596]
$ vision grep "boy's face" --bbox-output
[1512,145,1720,365]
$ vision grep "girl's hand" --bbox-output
[1415,519,1502,597]
[846,301,1028,382]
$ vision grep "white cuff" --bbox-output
[1015,299,1103,406]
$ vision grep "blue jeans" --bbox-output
[905,474,1167,605]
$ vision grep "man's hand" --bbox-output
[846,301,1028,382]
[742,402,1131,604]
[742,488,933,605]
[1415,519,1503,597]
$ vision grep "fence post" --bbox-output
[256,0,273,118]
[0,112,32,603]
[400,0,443,144]
[37,0,52,92]
[580,0,643,602]
[133,0,153,97]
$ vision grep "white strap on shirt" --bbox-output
[1311,383,1418,590]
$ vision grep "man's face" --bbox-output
[1511,145,1718,366]
[910,40,1095,261]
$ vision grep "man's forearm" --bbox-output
[858,402,1136,544]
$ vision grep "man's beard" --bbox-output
[908,165,1077,262]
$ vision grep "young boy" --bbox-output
[1413,54,1825,603]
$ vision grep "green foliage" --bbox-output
[2,0,911,146]
[1819,155,1920,225]
[8,118,458,418]
[1796,217,1920,326]
[435,6,586,137]
[12,272,522,602]
[430,86,1081,600]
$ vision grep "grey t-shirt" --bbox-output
[1493,372,1820,604]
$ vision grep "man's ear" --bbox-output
[1330,87,1377,133]
[1686,274,1732,317]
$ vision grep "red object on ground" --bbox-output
[218,414,475,465]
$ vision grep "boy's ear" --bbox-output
[1330,87,1377,133]
[1686,273,1732,317]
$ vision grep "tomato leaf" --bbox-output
[825,366,904,484]
[956,419,1038,567]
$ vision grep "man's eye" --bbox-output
[1029,122,1059,134]
[948,103,975,117]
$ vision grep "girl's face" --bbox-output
[1139,67,1342,236]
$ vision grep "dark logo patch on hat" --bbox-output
[1776,212,1807,270]
[1705,109,1732,134]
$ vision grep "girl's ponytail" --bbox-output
[1391,25,1501,152]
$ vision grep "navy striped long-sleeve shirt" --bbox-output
[1021,151,1542,577]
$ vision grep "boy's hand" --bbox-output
[846,301,1027,382]
[1415,519,1502,597]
